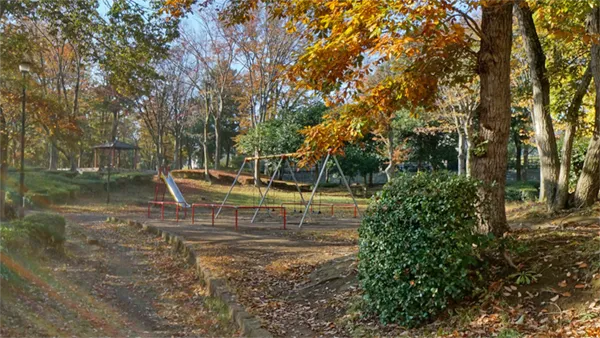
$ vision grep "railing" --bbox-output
[191,203,287,230]
[147,201,188,221]
[279,201,360,218]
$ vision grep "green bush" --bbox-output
[22,213,66,246]
[505,181,539,202]
[0,223,29,251]
[358,171,481,326]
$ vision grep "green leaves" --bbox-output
[358,171,481,326]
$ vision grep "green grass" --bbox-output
[181,179,370,207]
[4,171,154,207]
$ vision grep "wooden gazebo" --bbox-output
[92,140,139,169]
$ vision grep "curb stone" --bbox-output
[112,217,272,338]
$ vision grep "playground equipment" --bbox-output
[216,150,361,227]
[147,166,288,229]
[148,167,189,221]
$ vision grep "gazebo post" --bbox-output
[93,149,97,168]
[118,149,121,169]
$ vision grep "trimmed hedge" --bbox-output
[22,213,66,247]
[505,181,539,202]
[358,171,481,326]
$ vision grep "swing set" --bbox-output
[216,150,361,228]
[146,151,361,230]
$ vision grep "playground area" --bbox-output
[144,153,367,231]
[50,165,367,336]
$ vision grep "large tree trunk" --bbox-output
[515,1,560,208]
[573,6,600,207]
[470,0,513,237]
[69,154,77,171]
[555,65,593,209]
[48,142,58,170]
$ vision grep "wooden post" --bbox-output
[93,149,97,168]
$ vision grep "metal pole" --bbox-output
[333,155,362,218]
[251,157,283,223]
[299,152,330,228]
[286,159,306,205]
[283,208,287,230]
[18,72,26,219]
[216,160,246,218]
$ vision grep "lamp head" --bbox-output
[19,62,32,74]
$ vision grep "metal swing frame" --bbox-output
[215,151,361,228]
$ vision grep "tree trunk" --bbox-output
[225,142,231,168]
[573,6,600,207]
[49,142,58,170]
[369,172,373,187]
[187,139,192,169]
[69,154,77,171]
[173,136,179,170]
[515,136,522,181]
[214,117,221,170]
[203,120,211,183]
[457,129,467,175]
[470,0,513,237]
[384,129,394,182]
[555,65,593,209]
[0,105,8,220]
[522,144,529,181]
[252,147,261,187]
[515,0,560,208]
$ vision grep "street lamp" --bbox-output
[18,61,31,219]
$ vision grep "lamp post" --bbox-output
[18,62,31,220]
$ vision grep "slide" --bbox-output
[160,172,191,208]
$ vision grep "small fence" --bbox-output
[147,201,362,230]
[148,201,287,230]
[147,201,188,221]
[279,202,360,218]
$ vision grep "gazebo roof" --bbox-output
[92,140,139,150]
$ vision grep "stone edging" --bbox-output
[108,217,272,338]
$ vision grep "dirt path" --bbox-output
[89,212,361,337]
[0,215,237,337]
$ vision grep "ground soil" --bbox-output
[6,178,599,338]
[0,214,237,337]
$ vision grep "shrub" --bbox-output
[0,222,29,251]
[505,181,539,202]
[358,171,481,326]
[22,213,66,246]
